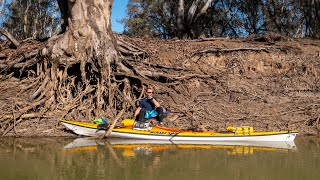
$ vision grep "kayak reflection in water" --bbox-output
[63,138,297,157]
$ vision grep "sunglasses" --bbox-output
[147,92,153,94]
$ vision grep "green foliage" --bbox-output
[124,0,320,39]
[1,0,60,40]
[123,0,177,38]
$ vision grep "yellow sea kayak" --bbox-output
[59,119,298,142]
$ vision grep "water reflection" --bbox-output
[64,138,297,157]
[0,137,319,180]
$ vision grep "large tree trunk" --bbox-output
[57,0,69,33]
[177,0,214,39]
[40,0,119,115]
[177,0,185,39]
[0,0,149,135]
[49,0,117,71]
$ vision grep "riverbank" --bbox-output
[1,35,320,136]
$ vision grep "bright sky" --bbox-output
[111,0,129,33]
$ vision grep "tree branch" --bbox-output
[0,28,20,48]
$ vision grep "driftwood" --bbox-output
[102,109,125,138]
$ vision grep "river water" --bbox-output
[0,137,319,180]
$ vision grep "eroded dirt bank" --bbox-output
[1,36,320,137]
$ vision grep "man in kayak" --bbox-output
[133,87,167,125]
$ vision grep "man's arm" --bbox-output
[152,98,160,108]
[133,107,141,118]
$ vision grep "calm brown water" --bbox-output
[0,137,319,180]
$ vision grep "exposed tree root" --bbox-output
[1,34,320,136]
[192,47,270,56]
[0,28,20,48]
[117,35,149,58]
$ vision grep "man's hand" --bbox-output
[147,95,153,100]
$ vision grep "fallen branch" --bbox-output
[140,70,211,80]
[101,109,125,138]
[192,47,269,56]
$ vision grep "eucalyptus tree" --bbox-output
[176,0,216,38]
[124,0,320,39]
[2,0,60,40]
[124,0,218,39]
[296,0,320,38]
[124,0,179,38]
[235,0,265,35]
[123,0,156,37]
[0,0,7,24]
[263,0,299,36]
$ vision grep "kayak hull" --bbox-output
[60,120,298,142]
[110,131,297,142]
